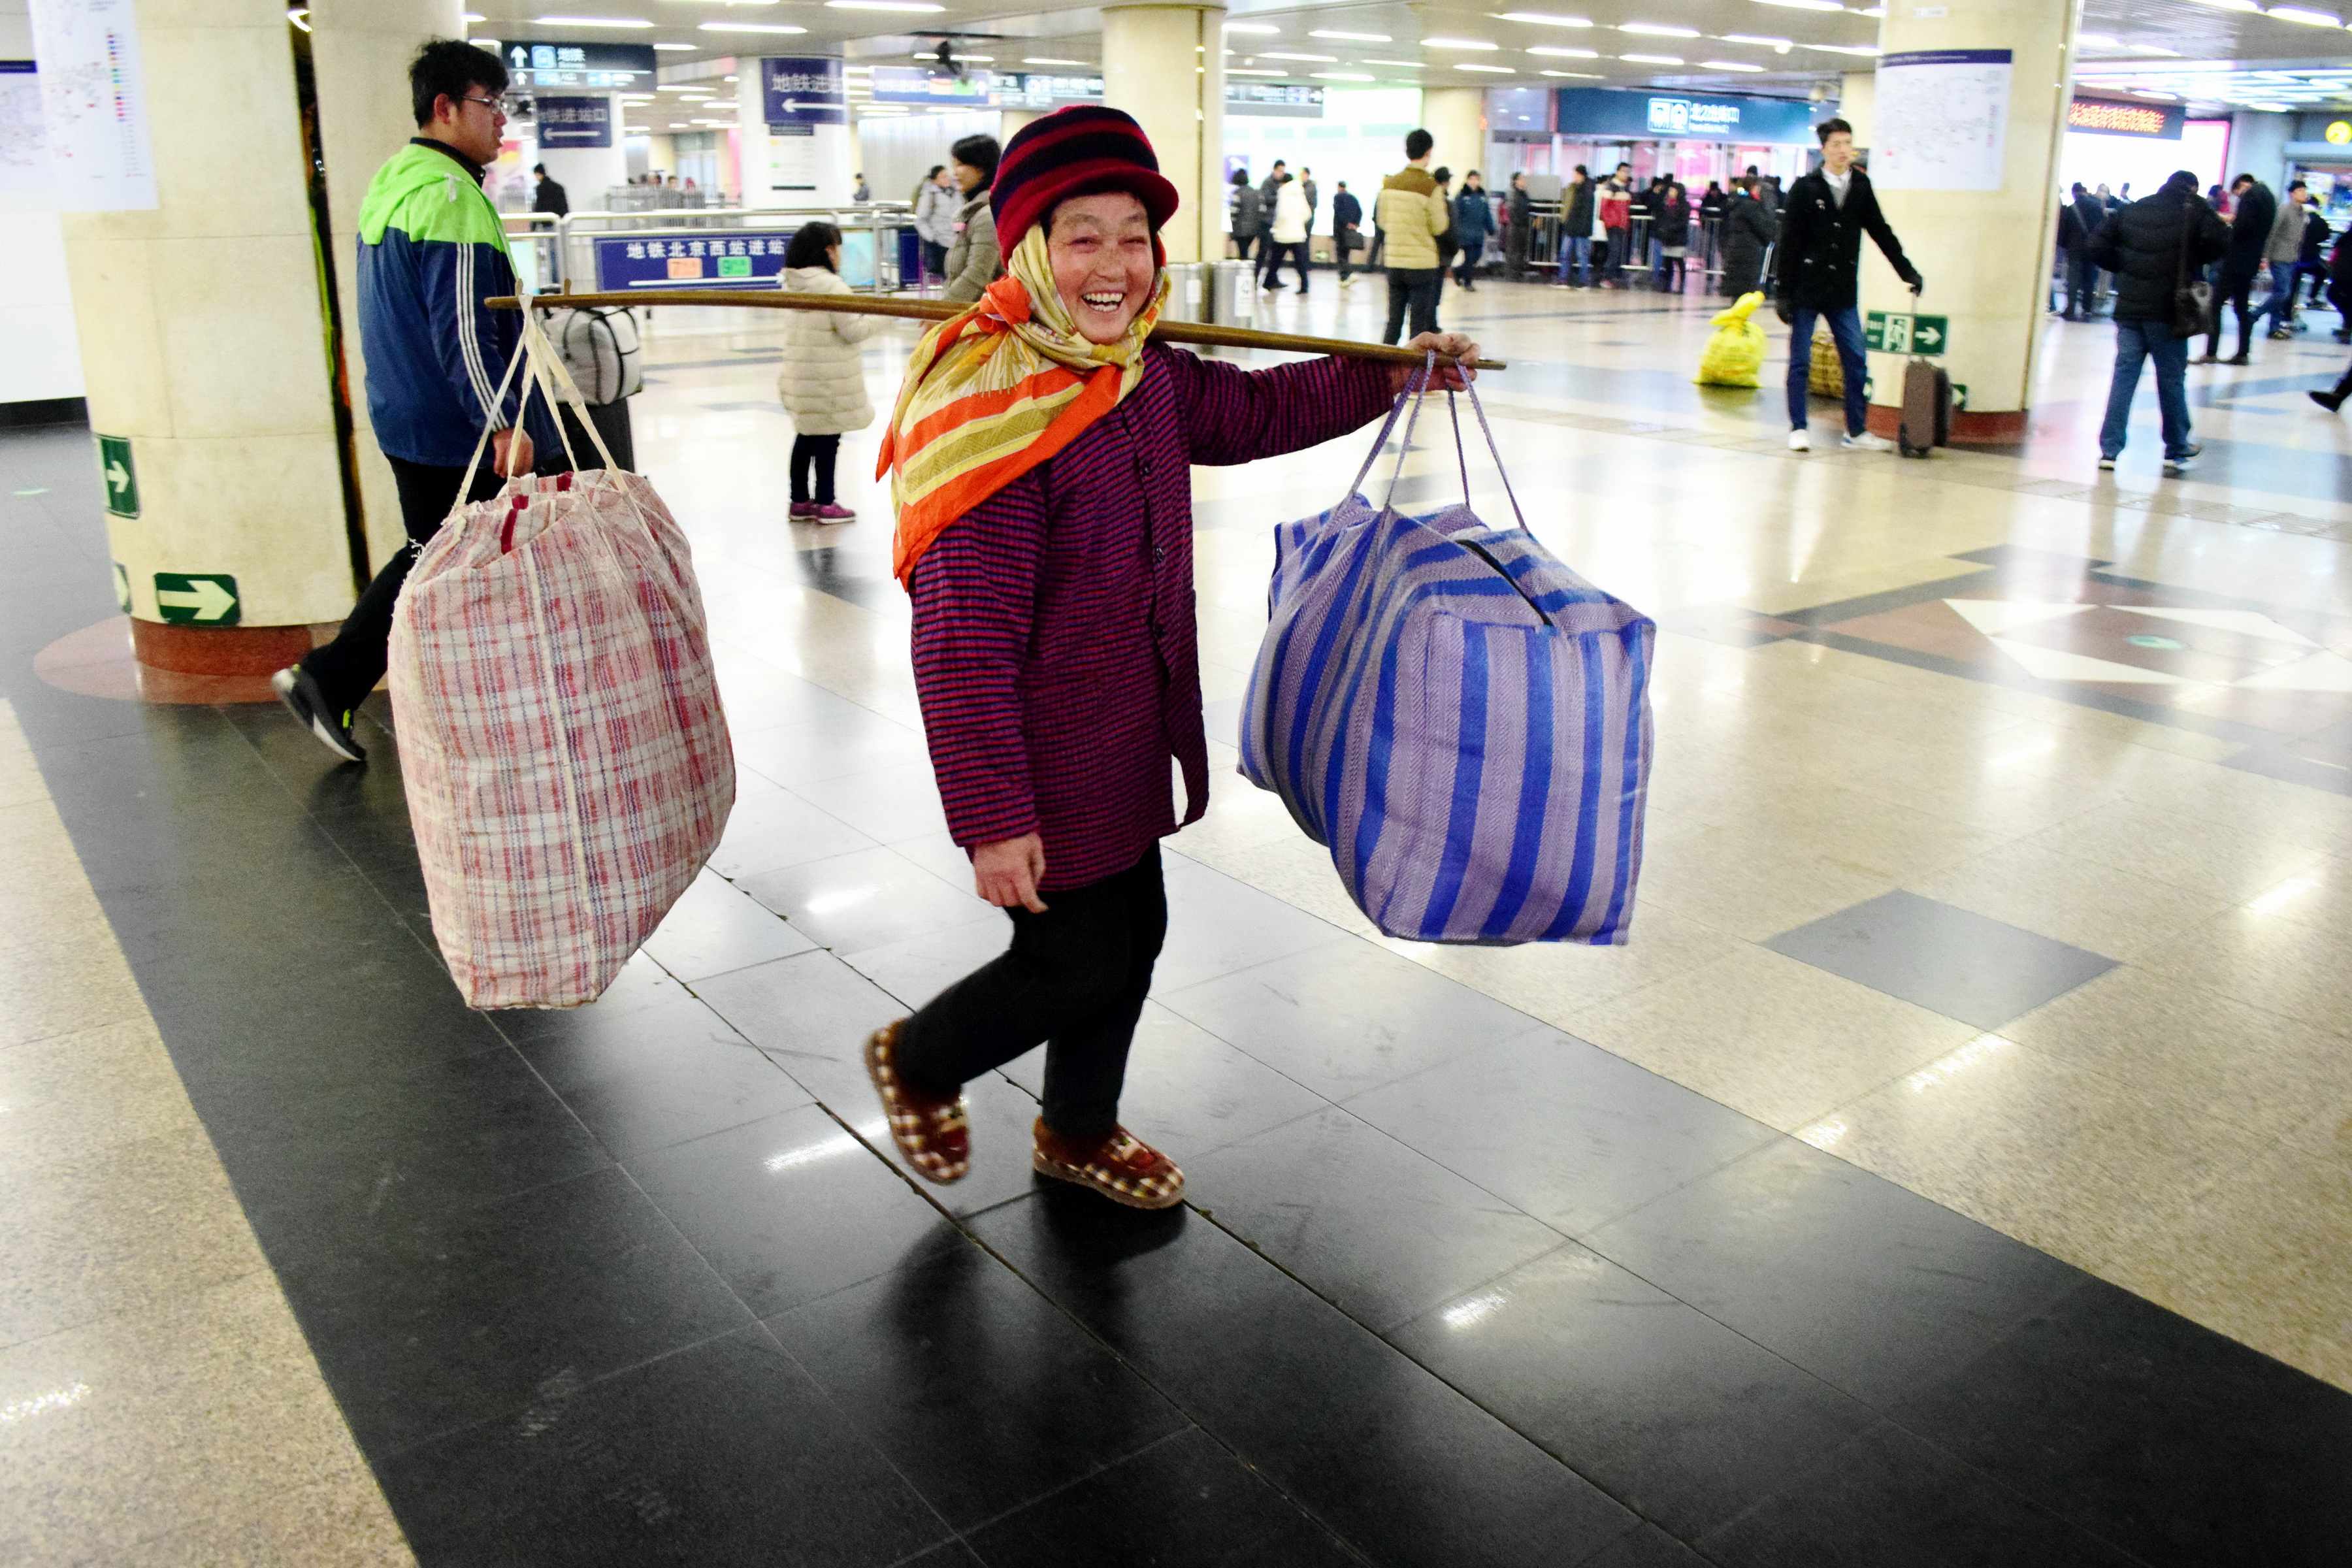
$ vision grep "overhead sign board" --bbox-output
[492,40,655,90]
[762,57,843,128]
[595,233,798,291]
[999,73,1103,109]
[534,94,612,149]
[871,67,993,106]
[2068,96,2183,140]
[1552,86,1819,144]
[1226,82,1324,119]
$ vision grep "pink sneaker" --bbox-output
[809,502,857,521]
[789,500,818,520]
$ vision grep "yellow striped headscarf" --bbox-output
[878,224,1166,584]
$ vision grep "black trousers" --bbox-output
[2207,266,2258,359]
[1261,238,1310,290]
[560,399,634,472]
[896,846,1166,1138]
[1383,267,1441,345]
[301,454,510,717]
[791,433,840,504]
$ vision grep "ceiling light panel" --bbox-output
[1422,37,1502,48]
[1310,29,1390,41]
[1495,11,1592,23]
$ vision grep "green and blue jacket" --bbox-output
[356,139,559,467]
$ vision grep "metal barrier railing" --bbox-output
[502,203,920,296]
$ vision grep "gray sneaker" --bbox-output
[2163,454,2197,476]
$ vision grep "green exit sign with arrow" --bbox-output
[1865,311,1950,356]
[97,434,138,517]
[154,572,240,626]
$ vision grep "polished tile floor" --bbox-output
[5,272,2352,1564]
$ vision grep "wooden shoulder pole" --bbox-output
[485,290,1507,370]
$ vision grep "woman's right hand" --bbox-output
[973,834,1048,913]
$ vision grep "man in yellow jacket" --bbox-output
[1374,127,1453,344]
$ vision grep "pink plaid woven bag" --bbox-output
[389,318,734,1008]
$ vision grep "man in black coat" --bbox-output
[1553,164,1596,286]
[2202,172,2274,364]
[1331,181,1363,285]
[2087,170,2230,475]
[1774,117,1921,452]
[2055,182,2105,319]
[1719,174,1776,297]
[1504,171,1533,278]
[531,163,568,216]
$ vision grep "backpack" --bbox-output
[546,306,642,406]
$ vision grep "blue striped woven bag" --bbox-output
[1238,366,1654,945]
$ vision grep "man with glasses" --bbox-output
[274,39,559,763]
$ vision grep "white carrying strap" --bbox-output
[450,312,622,514]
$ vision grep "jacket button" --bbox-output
[1154,544,1166,562]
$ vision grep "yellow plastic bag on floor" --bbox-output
[1695,291,1769,387]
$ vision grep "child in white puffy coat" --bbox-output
[777,221,881,521]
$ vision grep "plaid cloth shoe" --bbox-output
[1031,1119,1184,1209]
[864,1021,969,1184]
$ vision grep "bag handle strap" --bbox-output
[1381,352,1439,510]
[454,331,538,510]
[1445,376,1529,532]
[521,312,620,472]
[1341,350,1433,507]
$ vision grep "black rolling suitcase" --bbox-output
[1896,288,1950,457]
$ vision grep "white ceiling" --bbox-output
[459,0,2352,132]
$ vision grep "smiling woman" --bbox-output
[862,105,1478,1210]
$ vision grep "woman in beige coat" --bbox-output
[777,221,880,521]
[940,133,1002,304]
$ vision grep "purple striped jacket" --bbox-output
[908,344,1394,890]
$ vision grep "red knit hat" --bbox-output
[990,105,1182,252]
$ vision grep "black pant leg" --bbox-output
[811,433,839,503]
[300,455,497,717]
[1409,272,1441,337]
[1039,847,1165,1136]
[789,434,815,502]
[1383,271,1411,344]
[895,847,1163,1135]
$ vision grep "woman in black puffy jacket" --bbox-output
[1719,177,1777,297]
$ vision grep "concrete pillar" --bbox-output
[311,0,465,603]
[1423,88,1486,185]
[1101,4,1224,265]
[736,57,855,208]
[1840,70,1874,148]
[44,0,394,674]
[1862,0,2082,442]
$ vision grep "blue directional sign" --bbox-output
[593,233,800,291]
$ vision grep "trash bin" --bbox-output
[1162,262,1207,323]
[1210,259,1257,327]
[896,227,924,291]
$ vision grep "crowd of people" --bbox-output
[2073,169,2352,474]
